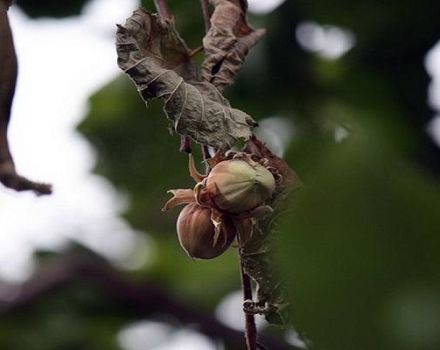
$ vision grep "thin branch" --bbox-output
[200,0,211,33]
[0,164,52,195]
[153,0,172,20]
[0,2,52,195]
[240,255,258,350]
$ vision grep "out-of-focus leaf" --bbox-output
[116,9,256,150]
[0,280,122,350]
[201,0,265,91]
[278,118,440,350]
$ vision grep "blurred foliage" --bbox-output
[279,118,440,350]
[2,0,440,349]
[0,282,122,350]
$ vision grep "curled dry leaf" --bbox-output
[201,0,266,91]
[116,9,257,150]
[0,3,52,195]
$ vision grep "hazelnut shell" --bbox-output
[205,159,275,213]
[177,203,235,259]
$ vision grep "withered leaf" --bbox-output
[201,0,266,91]
[116,9,257,150]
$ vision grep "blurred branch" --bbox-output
[0,1,52,195]
[0,253,295,349]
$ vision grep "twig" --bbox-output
[153,0,172,20]
[200,0,211,33]
[0,2,52,195]
[240,254,258,350]
[0,163,52,194]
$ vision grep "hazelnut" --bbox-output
[204,159,275,213]
[177,203,236,259]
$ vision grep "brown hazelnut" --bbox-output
[177,203,236,259]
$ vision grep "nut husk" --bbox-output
[204,159,275,213]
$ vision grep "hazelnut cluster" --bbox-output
[162,151,279,259]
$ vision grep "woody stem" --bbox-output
[153,0,172,20]
[239,253,258,350]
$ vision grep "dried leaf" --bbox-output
[201,0,266,91]
[116,9,257,150]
